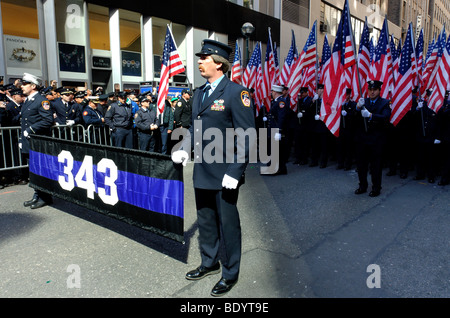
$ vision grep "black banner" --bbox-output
[29,135,184,243]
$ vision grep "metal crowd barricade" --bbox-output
[0,126,27,172]
[85,124,112,146]
[51,124,86,142]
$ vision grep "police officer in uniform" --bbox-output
[105,91,133,149]
[436,92,450,186]
[171,39,255,296]
[135,96,158,151]
[20,73,54,209]
[310,84,330,168]
[354,80,391,197]
[51,87,82,127]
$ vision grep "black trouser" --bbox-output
[112,127,133,149]
[138,132,155,152]
[336,130,355,168]
[415,141,437,180]
[356,141,384,191]
[195,187,241,281]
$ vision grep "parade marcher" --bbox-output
[436,91,450,186]
[105,91,134,149]
[171,39,255,297]
[135,96,158,152]
[267,84,290,175]
[413,90,439,183]
[310,84,330,168]
[20,73,54,209]
[293,87,314,165]
[354,80,391,197]
[336,88,357,170]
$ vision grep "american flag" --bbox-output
[288,21,317,109]
[261,29,276,112]
[156,26,185,114]
[272,42,281,85]
[319,34,331,85]
[391,35,400,82]
[351,19,370,101]
[423,28,446,98]
[280,30,298,86]
[242,42,261,89]
[231,40,242,84]
[254,43,265,114]
[321,0,355,137]
[371,18,394,99]
[415,29,424,88]
[428,31,450,113]
[390,23,416,126]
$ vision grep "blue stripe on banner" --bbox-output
[29,150,184,219]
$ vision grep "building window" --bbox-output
[282,0,309,28]
[88,4,110,51]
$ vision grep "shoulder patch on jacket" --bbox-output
[41,101,50,110]
[241,91,251,107]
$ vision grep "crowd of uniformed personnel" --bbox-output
[0,76,192,190]
[255,80,450,196]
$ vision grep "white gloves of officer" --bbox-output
[23,129,29,139]
[312,93,319,102]
[222,174,239,190]
[434,139,441,144]
[314,114,320,120]
[171,150,189,166]
[341,110,347,116]
[274,132,282,141]
[417,101,423,109]
[297,112,303,118]
[263,116,268,122]
[66,120,75,126]
[357,98,365,108]
[361,109,372,118]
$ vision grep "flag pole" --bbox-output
[411,23,426,137]
[314,20,319,115]
[348,8,367,131]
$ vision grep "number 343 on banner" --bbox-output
[58,150,119,206]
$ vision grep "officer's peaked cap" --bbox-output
[196,39,232,60]
[271,84,284,93]
[22,73,42,86]
[368,80,383,89]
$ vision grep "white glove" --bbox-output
[55,122,60,126]
[19,143,22,149]
[357,98,365,108]
[222,174,239,190]
[171,150,189,166]
[23,129,29,138]
[274,132,282,141]
[341,110,347,116]
[263,116,268,122]
[297,112,303,118]
[361,109,371,118]
[417,101,423,109]
[66,120,75,126]
[434,139,441,144]
[314,114,320,120]
[312,93,319,101]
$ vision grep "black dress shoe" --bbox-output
[30,199,49,209]
[438,180,449,186]
[309,162,318,167]
[369,190,380,197]
[354,188,367,195]
[400,173,407,179]
[428,178,435,183]
[336,165,344,170]
[413,175,425,181]
[211,277,238,297]
[386,170,396,176]
[185,264,220,281]
[24,194,39,207]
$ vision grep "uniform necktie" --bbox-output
[202,84,211,103]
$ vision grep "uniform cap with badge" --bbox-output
[196,39,232,59]
[367,80,383,90]
[271,84,284,93]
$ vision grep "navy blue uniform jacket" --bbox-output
[188,76,255,190]
[355,97,391,145]
[51,98,82,125]
[19,93,53,154]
